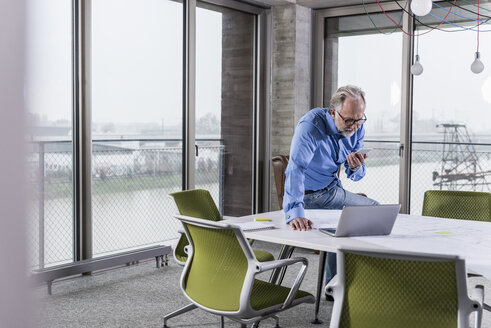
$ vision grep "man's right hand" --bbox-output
[290,217,314,231]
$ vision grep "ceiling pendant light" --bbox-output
[411,31,423,76]
[411,0,432,17]
[411,55,424,75]
[471,0,484,74]
[471,52,484,74]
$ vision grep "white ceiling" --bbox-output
[252,0,491,9]
[249,0,397,9]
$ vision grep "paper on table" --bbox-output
[235,221,276,232]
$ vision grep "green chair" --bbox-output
[166,214,314,328]
[326,246,484,328]
[170,189,274,265]
[164,189,275,327]
[422,190,491,222]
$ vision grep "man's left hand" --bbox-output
[347,152,367,171]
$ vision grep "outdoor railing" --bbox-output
[28,137,491,270]
[27,138,224,270]
[340,140,491,215]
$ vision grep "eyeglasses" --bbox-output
[335,111,367,127]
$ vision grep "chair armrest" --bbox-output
[256,257,308,273]
[256,257,309,310]
[471,285,484,328]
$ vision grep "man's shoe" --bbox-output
[325,293,334,302]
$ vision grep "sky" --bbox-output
[25,0,491,137]
[25,0,222,128]
[338,24,491,137]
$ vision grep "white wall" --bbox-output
[0,0,33,326]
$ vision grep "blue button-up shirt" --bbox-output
[283,107,366,223]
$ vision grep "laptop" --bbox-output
[318,204,401,237]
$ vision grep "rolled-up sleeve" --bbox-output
[344,125,366,181]
[283,122,320,223]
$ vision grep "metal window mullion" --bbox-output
[72,0,82,262]
[76,0,92,262]
[252,14,259,213]
[183,0,196,190]
[256,9,272,213]
[399,12,414,214]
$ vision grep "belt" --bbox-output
[305,188,326,195]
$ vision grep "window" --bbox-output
[25,0,73,268]
[324,11,403,205]
[411,5,491,213]
[196,2,256,216]
[91,0,183,256]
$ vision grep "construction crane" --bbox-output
[432,124,491,192]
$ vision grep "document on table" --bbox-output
[235,221,276,232]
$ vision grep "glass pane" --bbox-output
[411,4,491,214]
[196,2,255,216]
[91,0,183,256]
[25,0,73,269]
[324,12,403,205]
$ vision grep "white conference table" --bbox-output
[228,209,491,323]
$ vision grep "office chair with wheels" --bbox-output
[164,189,275,327]
[166,214,314,328]
[326,246,484,328]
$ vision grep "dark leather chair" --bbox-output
[272,155,290,209]
[272,155,366,209]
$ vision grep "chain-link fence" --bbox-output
[27,139,224,269]
[341,140,491,215]
[27,138,491,269]
[195,140,224,213]
[26,141,74,270]
[340,141,400,206]
[410,142,491,214]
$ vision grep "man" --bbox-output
[283,85,379,295]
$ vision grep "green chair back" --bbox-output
[170,189,221,221]
[340,252,458,328]
[171,189,274,264]
[422,190,491,222]
[170,189,221,263]
[182,222,248,312]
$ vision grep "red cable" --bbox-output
[375,0,457,36]
[478,0,480,51]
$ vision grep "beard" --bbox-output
[340,129,356,138]
[334,120,356,138]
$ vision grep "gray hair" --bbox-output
[329,85,366,113]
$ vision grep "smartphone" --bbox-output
[358,148,372,155]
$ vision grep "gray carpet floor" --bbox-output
[34,241,491,328]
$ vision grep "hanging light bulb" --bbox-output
[471,0,484,74]
[411,31,423,76]
[411,0,432,16]
[411,55,424,75]
[471,52,484,74]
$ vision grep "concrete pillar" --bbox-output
[221,10,255,216]
[270,3,312,210]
